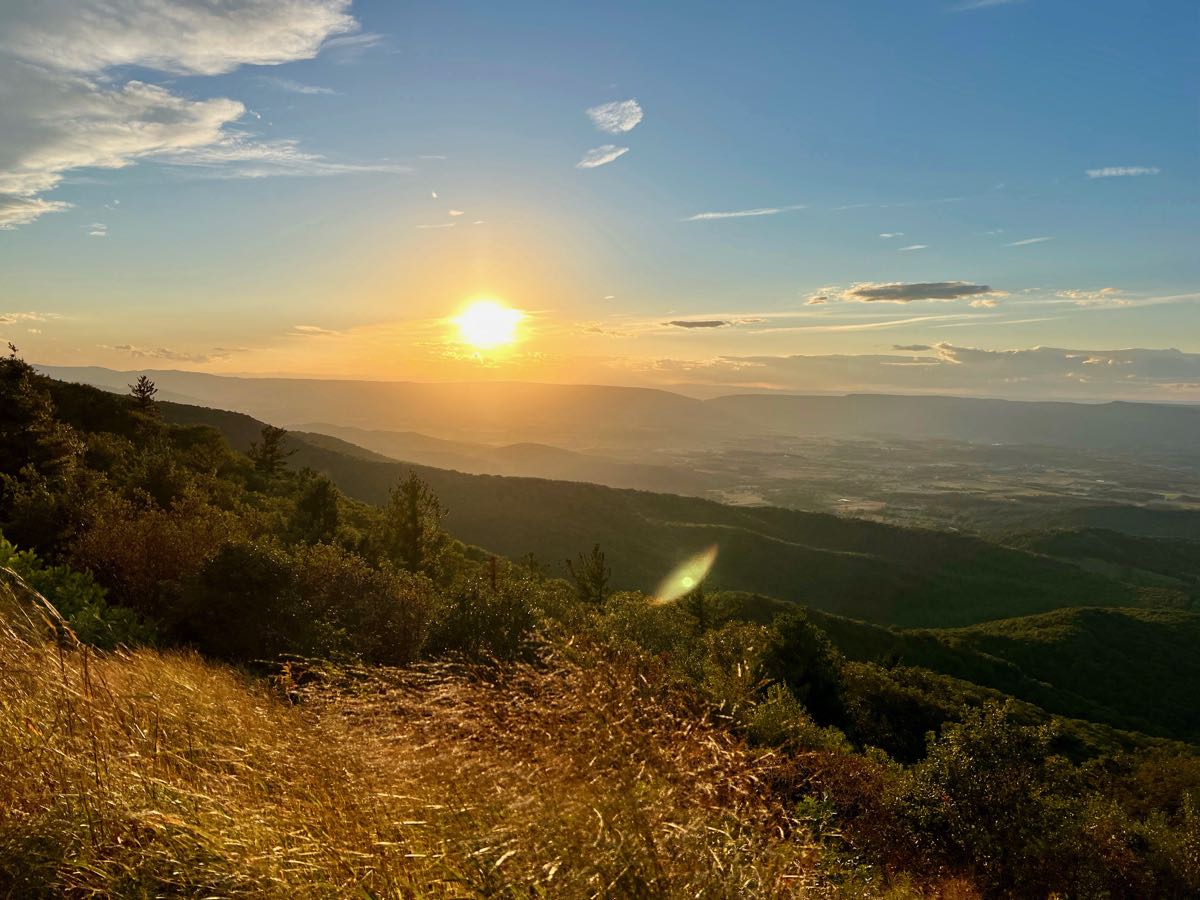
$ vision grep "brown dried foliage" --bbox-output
[1,575,842,897]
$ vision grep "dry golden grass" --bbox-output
[1,571,851,898]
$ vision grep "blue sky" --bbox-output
[1,0,1196,399]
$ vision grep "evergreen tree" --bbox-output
[291,471,340,545]
[249,425,294,478]
[566,543,610,606]
[382,471,448,577]
[129,375,158,411]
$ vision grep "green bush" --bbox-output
[0,532,150,647]
[426,572,539,661]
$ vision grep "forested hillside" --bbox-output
[5,359,1200,897]
[160,400,1147,628]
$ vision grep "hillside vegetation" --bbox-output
[0,578,827,898]
[6,358,1200,897]
[160,400,1143,629]
[790,604,1200,743]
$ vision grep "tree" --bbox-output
[684,583,710,632]
[566,543,610,606]
[248,425,294,478]
[291,471,340,545]
[0,347,87,554]
[128,375,158,411]
[382,471,449,577]
[762,610,845,726]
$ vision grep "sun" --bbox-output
[454,298,524,350]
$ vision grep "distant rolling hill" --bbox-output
[707,392,1200,455]
[160,400,1140,629]
[38,365,1200,455]
[41,366,736,450]
[294,422,715,496]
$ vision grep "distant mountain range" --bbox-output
[39,365,1200,454]
[293,424,713,496]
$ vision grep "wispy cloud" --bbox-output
[448,209,464,216]
[290,324,342,337]
[0,311,59,325]
[681,204,805,222]
[322,31,385,61]
[950,0,1027,11]
[1086,166,1161,178]
[416,222,455,229]
[586,99,643,134]
[262,76,337,95]
[103,343,223,363]
[577,145,629,169]
[879,232,904,238]
[150,133,410,179]
[898,244,927,251]
[1006,236,1054,246]
[89,222,108,237]
[1057,288,1132,307]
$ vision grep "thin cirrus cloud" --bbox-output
[577,145,629,169]
[898,244,927,251]
[949,0,1027,11]
[0,311,59,325]
[261,76,338,95]
[0,0,393,229]
[681,204,806,222]
[103,343,223,363]
[1006,236,1054,246]
[586,99,643,134]
[1086,166,1161,178]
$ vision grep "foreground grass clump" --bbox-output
[0,577,850,898]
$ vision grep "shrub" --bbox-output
[292,542,433,665]
[426,571,538,661]
[175,543,312,661]
[0,532,150,648]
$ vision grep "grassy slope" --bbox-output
[160,400,1138,629]
[0,577,833,898]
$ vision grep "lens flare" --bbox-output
[651,544,718,605]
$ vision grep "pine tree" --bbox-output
[129,375,158,410]
[382,471,448,576]
[566,543,610,606]
[249,425,294,478]
[291,471,340,544]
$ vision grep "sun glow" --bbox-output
[454,299,524,349]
